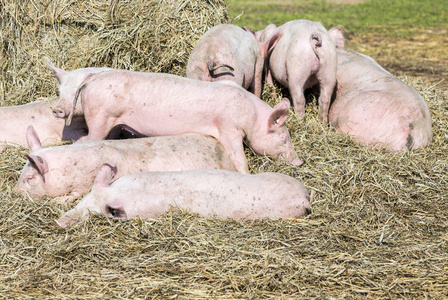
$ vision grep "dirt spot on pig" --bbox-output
[406,134,414,149]
[214,144,224,161]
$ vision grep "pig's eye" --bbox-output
[106,205,126,219]
[25,175,36,185]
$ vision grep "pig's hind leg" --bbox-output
[316,67,337,124]
[287,78,307,120]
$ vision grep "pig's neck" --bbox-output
[244,100,272,140]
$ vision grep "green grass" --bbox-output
[227,0,448,37]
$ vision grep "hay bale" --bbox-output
[0,0,228,106]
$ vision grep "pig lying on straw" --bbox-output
[16,126,236,203]
[56,165,311,228]
[327,27,432,151]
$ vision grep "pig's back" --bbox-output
[115,169,310,219]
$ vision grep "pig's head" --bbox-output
[247,98,303,166]
[56,163,127,228]
[48,64,113,122]
[15,126,49,198]
[16,153,49,199]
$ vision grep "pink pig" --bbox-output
[186,24,283,98]
[16,125,236,203]
[258,20,338,123]
[56,165,311,228]
[48,63,113,119]
[0,99,87,152]
[327,27,432,151]
[64,70,303,173]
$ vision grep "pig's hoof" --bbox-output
[293,110,306,120]
[54,195,77,203]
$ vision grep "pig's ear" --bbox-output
[268,98,290,128]
[94,163,118,188]
[242,25,255,35]
[47,63,68,84]
[24,153,48,178]
[26,125,42,151]
[328,27,345,48]
[260,28,283,59]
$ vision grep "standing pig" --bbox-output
[16,125,236,203]
[63,71,303,173]
[258,20,338,123]
[327,27,432,151]
[0,99,87,152]
[186,24,283,98]
[56,165,311,228]
[48,63,113,119]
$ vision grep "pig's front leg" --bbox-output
[252,60,264,98]
[84,117,118,141]
[265,68,274,86]
[54,191,82,203]
[219,135,249,174]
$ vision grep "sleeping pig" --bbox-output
[16,125,236,203]
[327,27,432,151]
[56,165,311,228]
[186,24,283,98]
[0,99,87,152]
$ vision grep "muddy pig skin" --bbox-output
[16,126,236,203]
[327,27,432,151]
[258,20,338,123]
[0,99,87,152]
[48,63,113,119]
[186,24,283,98]
[56,166,311,228]
[65,70,303,173]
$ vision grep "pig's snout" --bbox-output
[52,107,66,119]
[291,157,304,166]
[55,218,69,228]
[55,215,80,228]
[56,208,86,228]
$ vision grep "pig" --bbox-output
[327,27,432,151]
[0,99,87,152]
[63,70,303,173]
[48,63,113,119]
[257,20,338,123]
[56,165,311,228]
[186,24,283,98]
[15,125,236,203]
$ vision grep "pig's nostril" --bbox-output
[52,108,66,118]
